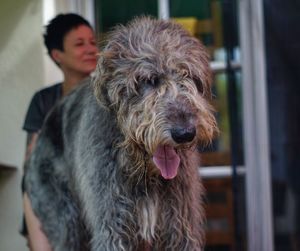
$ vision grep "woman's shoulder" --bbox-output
[37,83,62,97]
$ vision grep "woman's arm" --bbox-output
[23,132,53,251]
[23,193,53,251]
[25,133,39,161]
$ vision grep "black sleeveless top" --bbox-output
[23,83,62,133]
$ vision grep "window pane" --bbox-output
[169,1,247,251]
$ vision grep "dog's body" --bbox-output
[25,17,217,251]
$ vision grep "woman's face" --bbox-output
[54,25,98,76]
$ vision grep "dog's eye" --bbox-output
[136,76,160,91]
[145,77,159,87]
[193,78,204,94]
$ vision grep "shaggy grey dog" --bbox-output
[25,17,217,251]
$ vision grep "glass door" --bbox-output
[264,0,300,250]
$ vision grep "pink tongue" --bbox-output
[152,145,180,179]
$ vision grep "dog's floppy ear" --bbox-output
[93,52,114,108]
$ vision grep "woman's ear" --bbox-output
[50,49,62,65]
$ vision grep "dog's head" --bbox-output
[94,16,217,179]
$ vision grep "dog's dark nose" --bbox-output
[171,126,196,144]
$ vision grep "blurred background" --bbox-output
[0,0,299,250]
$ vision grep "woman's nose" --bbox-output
[86,43,98,54]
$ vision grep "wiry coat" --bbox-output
[25,17,217,251]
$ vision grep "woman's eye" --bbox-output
[75,42,84,47]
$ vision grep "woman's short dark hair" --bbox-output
[44,13,93,57]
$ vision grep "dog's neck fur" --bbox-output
[116,146,204,248]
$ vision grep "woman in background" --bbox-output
[22,13,98,251]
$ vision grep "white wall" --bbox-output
[0,1,44,250]
[43,0,64,86]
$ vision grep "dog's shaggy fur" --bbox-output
[25,17,217,251]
